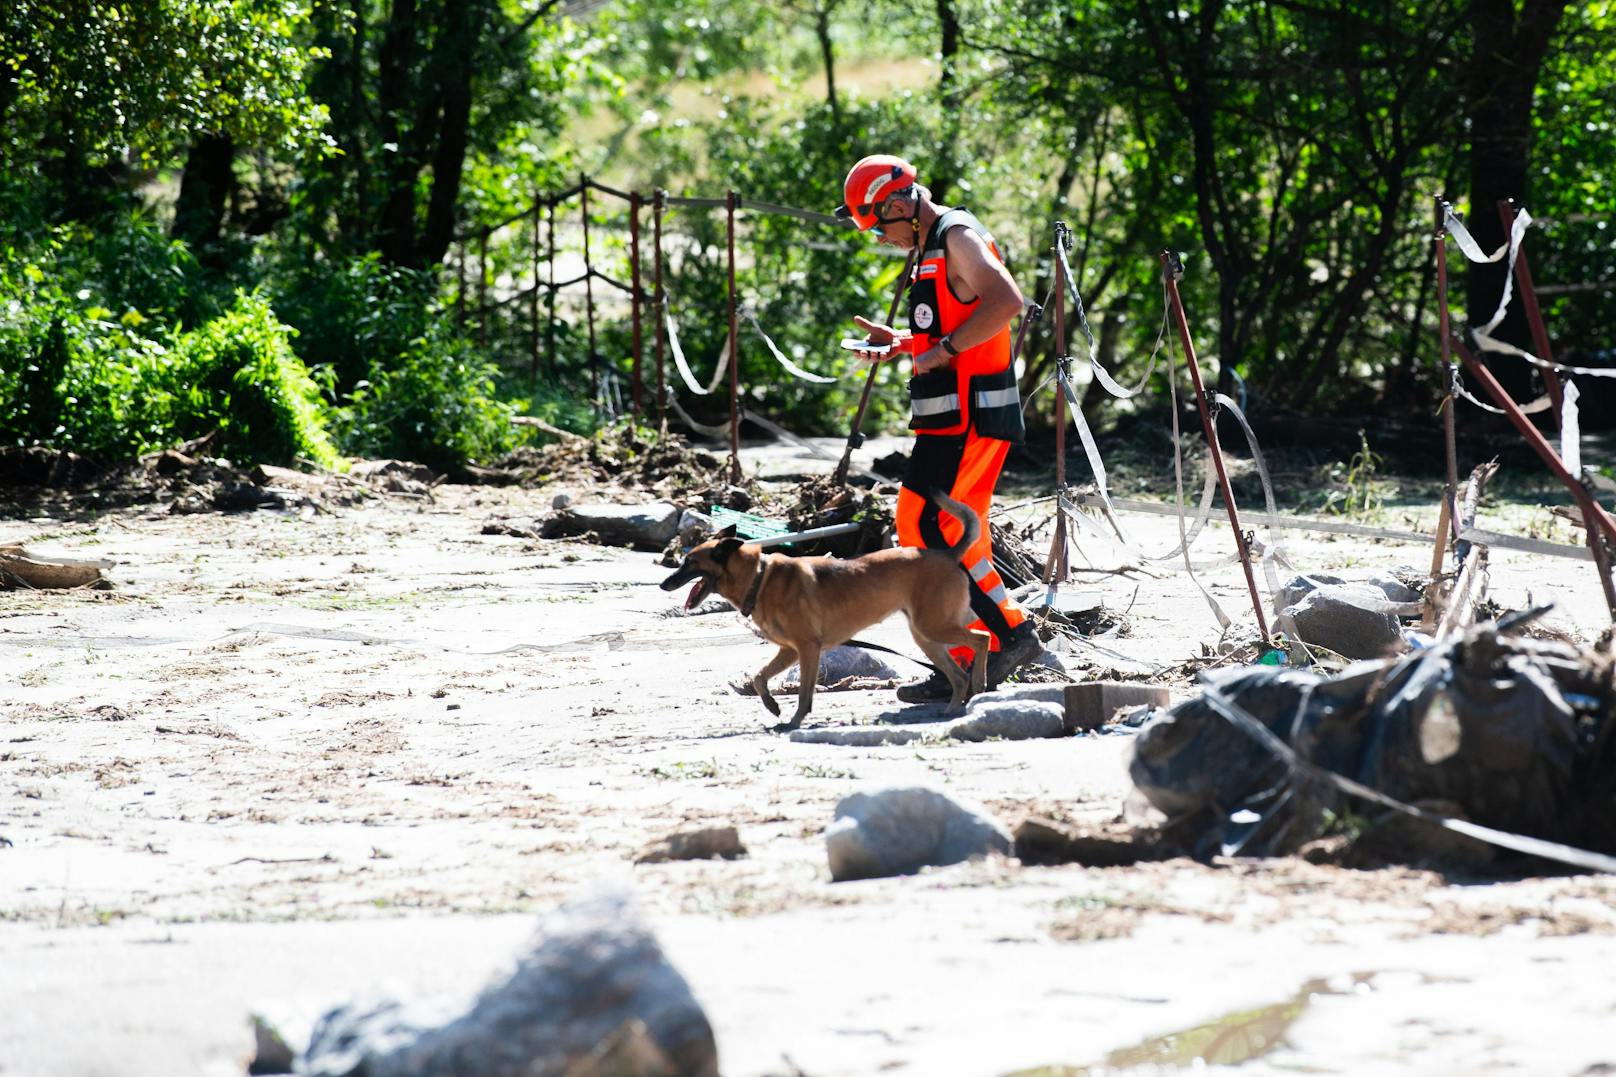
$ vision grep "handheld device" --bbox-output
[840,338,894,357]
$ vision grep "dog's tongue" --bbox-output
[685,580,703,611]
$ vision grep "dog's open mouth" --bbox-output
[684,578,713,610]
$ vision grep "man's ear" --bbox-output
[713,536,744,566]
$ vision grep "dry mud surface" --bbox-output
[3,436,1615,1077]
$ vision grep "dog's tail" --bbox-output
[927,490,982,563]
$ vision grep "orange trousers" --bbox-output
[895,431,1026,663]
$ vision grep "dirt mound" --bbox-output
[474,424,761,509]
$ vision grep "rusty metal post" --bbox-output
[545,200,556,378]
[725,190,741,482]
[477,231,488,348]
[456,238,466,333]
[1434,197,1462,572]
[582,175,599,410]
[530,192,542,388]
[1451,337,1616,620]
[1160,250,1270,641]
[1498,199,1565,425]
[653,189,667,433]
[629,190,643,422]
[834,248,919,486]
[1044,223,1071,585]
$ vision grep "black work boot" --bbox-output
[895,660,965,703]
[985,622,1043,689]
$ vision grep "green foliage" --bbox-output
[161,293,340,469]
[0,256,338,468]
[331,336,516,472]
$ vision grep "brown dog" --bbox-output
[660,492,990,731]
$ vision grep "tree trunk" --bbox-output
[815,8,839,123]
[1463,0,1568,401]
[930,0,962,201]
[171,134,237,260]
[423,0,482,266]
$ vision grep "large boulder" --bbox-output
[298,891,718,1077]
[825,786,1011,882]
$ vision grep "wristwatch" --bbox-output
[939,335,960,357]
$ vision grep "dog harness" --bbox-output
[905,209,1024,444]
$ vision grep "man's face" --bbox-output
[870,190,918,250]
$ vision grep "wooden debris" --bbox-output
[0,544,113,590]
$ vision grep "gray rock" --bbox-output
[634,825,746,864]
[1285,584,1405,660]
[825,786,1012,882]
[789,645,900,686]
[544,502,681,549]
[299,891,718,1077]
[551,492,573,511]
[1367,571,1424,605]
[789,727,927,747]
[676,509,713,546]
[1273,573,1345,613]
[947,700,1065,742]
[967,684,1066,710]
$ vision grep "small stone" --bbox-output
[946,700,1065,742]
[825,786,1011,882]
[633,826,747,864]
[551,492,573,510]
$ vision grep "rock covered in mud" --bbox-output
[1285,584,1405,659]
[946,700,1065,742]
[542,502,681,549]
[825,786,1011,882]
[634,825,747,864]
[297,891,718,1077]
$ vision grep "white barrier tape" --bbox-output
[1057,237,1170,400]
[664,296,729,397]
[1562,381,1583,478]
[1199,680,1616,875]
[1444,207,1616,379]
[1058,367,1126,537]
[1212,392,1289,607]
[740,408,885,484]
[1454,380,1554,415]
[663,388,732,440]
[1164,355,1231,629]
[740,308,838,384]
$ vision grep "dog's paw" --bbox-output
[759,694,781,717]
[768,719,802,734]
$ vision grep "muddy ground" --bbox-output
[3,433,1615,1077]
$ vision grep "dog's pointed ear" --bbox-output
[716,524,738,539]
[712,536,744,566]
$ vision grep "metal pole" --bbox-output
[653,189,667,434]
[1498,198,1565,424]
[629,190,644,422]
[726,190,741,482]
[546,200,556,378]
[1435,197,1462,571]
[1160,250,1270,641]
[582,175,599,411]
[477,231,488,349]
[834,248,919,486]
[530,192,541,388]
[456,238,466,333]
[1044,223,1071,585]
[1451,336,1616,620]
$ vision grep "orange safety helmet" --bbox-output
[835,155,918,231]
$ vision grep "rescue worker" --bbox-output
[835,154,1041,701]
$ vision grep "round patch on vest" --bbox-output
[912,303,935,331]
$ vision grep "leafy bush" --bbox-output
[268,252,440,394]
[332,336,517,472]
[159,293,340,469]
